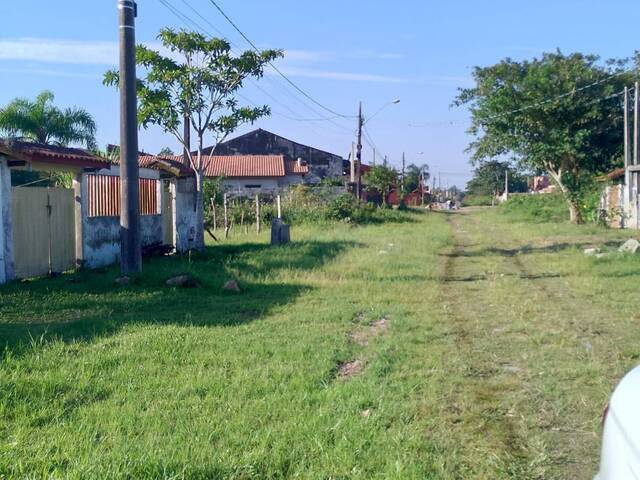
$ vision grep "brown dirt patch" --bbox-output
[337,359,365,380]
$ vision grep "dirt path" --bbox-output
[432,209,613,479]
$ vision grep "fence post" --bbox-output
[277,194,282,219]
[223,193,229,239]
[255,194,261,234]
[210,198,216,232]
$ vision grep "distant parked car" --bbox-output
[595,365,640,479]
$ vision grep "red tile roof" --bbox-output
[202,155,284,177]
[123,152,309,178]
[0,139,110,169]
[285,159,309,175]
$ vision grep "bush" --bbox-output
[499,193,568,223]
[461,194,494,207]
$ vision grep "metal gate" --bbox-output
[11,187,75,278]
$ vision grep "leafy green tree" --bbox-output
[455,51,634,223]
[158,147,175,157]
[403,163,429,194]
[0,90,96,149]
[104,28,281,249]
[466,160,528,197]
[364,165,397,205]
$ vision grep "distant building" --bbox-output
[149,152,309,197]
[204,128,344,184]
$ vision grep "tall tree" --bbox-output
[455,51,633,223]
[466,160,528,197]
[403,163,430,194]
[105,28,281,249]
[0,90,97,149]
[364,165,397,205]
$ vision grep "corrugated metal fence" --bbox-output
[88,174,159,217]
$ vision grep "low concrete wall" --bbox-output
[173,177,198,253]
[83,214,163,268]
[0,157,14,283]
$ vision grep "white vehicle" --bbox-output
[595,365,640,479]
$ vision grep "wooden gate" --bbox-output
[163,188,174,245]
[12,187,75,278]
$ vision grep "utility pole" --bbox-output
[356,101,363,200]
[401,152,406,196]
[183,113,191,164]
[372,147,376,166]
[635,82,639,228]
[118,0,141,274]
[350,142,356,184]
[625,86,631,223]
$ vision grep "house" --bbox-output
[598,168,625,228]
[0,140,199,283]
[204,128,344,184]
[155,153,309,197]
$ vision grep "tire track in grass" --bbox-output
[435,208,616,479]
[435,211,535,478]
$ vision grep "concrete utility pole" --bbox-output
[355,102,363,200]
[401,152,406,196]
[505,169,509,197]
[350,142,356,183]
[372,147,376,166]
[183,113,191,164]
[625,86,631,220]
[118,0,141,274]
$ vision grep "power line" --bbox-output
[206,0,356,120]
[155,0,354,133]
[485,69,635,120]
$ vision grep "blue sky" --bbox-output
[1,0,638,186]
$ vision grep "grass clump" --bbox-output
[461,194,494,206]
[499,193,568,223]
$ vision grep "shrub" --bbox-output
[499,193,568,223]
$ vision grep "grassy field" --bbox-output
[1,206,640,478]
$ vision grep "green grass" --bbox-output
[499,192,568,223]
[1,208,639,478]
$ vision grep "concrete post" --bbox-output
[0,156,14,283]
[73,172,88,268]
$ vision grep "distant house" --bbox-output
[204,128,344,184]
[152,153,309,196]
[597,168,625,228]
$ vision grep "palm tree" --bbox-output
[0,90,97,149]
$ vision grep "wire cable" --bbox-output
[206,0,356,119]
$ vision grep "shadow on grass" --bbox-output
[0,239,357,355]
[439,241,622,258]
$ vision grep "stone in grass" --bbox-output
[618,239,640,254]
[166,274,198,288]
[583,247,600,256]
[114,276,131,286]
[222,279,241,293]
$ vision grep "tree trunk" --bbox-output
[547,168,584,224]
[568,197,584,224]
[194,169,206,249]
[192,142,205,250]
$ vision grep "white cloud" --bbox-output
[0,38,118,65]
[274,66,411,84]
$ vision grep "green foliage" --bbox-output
[455,51,634,222]
[158,147,175,157]
[363,165,397,204]
[403,163,429,194]
[103,28,281,168]
[499,193,568,223]
[0,90,96,149]
[461,194,494,207]
[466,160,528,197]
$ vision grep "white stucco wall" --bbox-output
[173,177,198,253]
[0,156,14,283]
